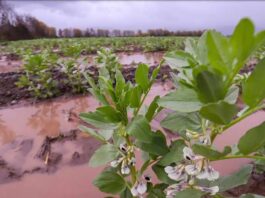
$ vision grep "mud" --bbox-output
[0,65,173,107]
[0,52,164,73]
[0,52,264,196]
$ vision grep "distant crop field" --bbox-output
[1,36,189,56]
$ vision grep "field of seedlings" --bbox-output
[1,21,265,198]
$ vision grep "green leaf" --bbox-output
[147,184,167,198]
[158,139,186,166]
[136,131,169,156]
[238,121,265,154]
[98,129,114,141]
[79,125,106,142]
[240,194,265,198]
[225,86,239,104]
[200,101,238,125]
[115,69,126,98]
[243,57,265,107]
[93,170,126,194]
[206,30,231,74]
[152,164,175,184]
[127,116,153,143]
[84,73,109,105]
[164,50,197,69]
[151,66,160,81]
[230,18,255,63]
[145,96,160,121]
[158,86,202,113]
[135,63,150,92]
[79,106,121,129]
[120,188,133,198]
[214,165,253,192]
[130,86,143,108]
[193,68,226,103]
[255,30,265,50]
[192,144,231,160]
[174,189,205,198]
[161,112,202,134]
[89,144,119,167]
[80,112,117,129]
[184,38,198,58]
[197,31,209,65]
[96,106,122,122]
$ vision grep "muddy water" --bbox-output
[0,96,99,144]
[0,83,265,197]
[0,56,21,73]
[86,52,164,66]
[0,52,164,73]
[0,84,169,197]
[212,111,265,175]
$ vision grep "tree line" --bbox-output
[0,0,204,41]
[58,28,204,38]
[0,0,56,40]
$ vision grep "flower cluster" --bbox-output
[110,144,136,175]
[164,147,219,198]
[186,130,211,145]
[130,175,151,198]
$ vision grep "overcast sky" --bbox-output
[7,1,265,34]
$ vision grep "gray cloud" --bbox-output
[7,1,265,34]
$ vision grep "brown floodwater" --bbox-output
[0,55,21,73]
[0,83,264,197]
[0,52,164,73]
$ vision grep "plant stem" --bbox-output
[223,104,265,131]
[213,154,265,161]
[133,60,164,118]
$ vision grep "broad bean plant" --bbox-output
[16,51,59,98]
[80,18,265,198]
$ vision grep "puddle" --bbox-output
[0,96,99,145]
[0,56,21,73]
[0,52,164,73]
[117,52,164,65]
[0,165,106,198]
[0,83,264,197]
[212,111,265,175]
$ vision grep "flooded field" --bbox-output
[0,52,164,73]
[0,80,264,197]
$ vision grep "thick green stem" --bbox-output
[223,104,265,131]
[213,154,265,161]
[133,60,164,118]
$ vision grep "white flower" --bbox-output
[195,186,219,195]
[119,143,128,152]
[198,135,211,145]
[131,181,147,197]
[186,130,199,139]
[196,166,219,181]
[165,165,187,182]
[110,159,120,168]
[165,183,188,198]
[121,160,130,175]
[185,164,201,176]
[110,144,135,175]
[183,147,196,161]
[129,157,136,166]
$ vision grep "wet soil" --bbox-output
[0,82,264,197]
[0,52,164,73]
[0,52,264,197]
[0,64,173,108]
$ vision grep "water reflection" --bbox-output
[117,52,164,65]
[27,103,61,137]
[0,52,165,73]
[0,115,16,144]
[0,96,97,146]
